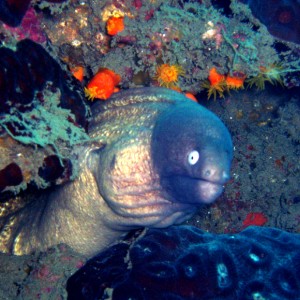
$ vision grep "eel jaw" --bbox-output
[162,175,227,205]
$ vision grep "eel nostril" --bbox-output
[202,167,230,183]
[204,170,211,177]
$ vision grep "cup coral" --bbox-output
[154,64,184,88]
[202,68,246,99]
[247,64,284,90]
[201,67,226,100]
[106,17,125,36]
[84,68,121,101]
[70,66,84,82]
[225,74,246,90]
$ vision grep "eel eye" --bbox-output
[188,150,199,165]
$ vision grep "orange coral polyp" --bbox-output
[84,68,121,101]
[208,67,225,86]
[155,64,184,88]
[201,67,226,100]
[185,92,197,102]
[71,66,84,82]
[225,75,245,89]
[100,68,121,86]
[106,17,125,36]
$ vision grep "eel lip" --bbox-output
[195,179,224,204]
[164,176,225,205]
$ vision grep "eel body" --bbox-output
[0,88,232,256]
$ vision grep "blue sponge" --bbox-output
[67,226,300,300]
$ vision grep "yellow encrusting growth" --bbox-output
[154,64,184,88]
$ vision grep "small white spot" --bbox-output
[249,253,260,262]
[252,292,266,300]
[217,263,229,287]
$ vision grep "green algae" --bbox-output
[0,85,90,160]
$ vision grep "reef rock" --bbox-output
[240,0,300,44]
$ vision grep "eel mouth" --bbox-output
[163,175,225,205]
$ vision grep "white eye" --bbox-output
[188,150,199,165]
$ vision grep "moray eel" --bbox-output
[0,88,232,257]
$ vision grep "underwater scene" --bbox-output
[0,0,300,299]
